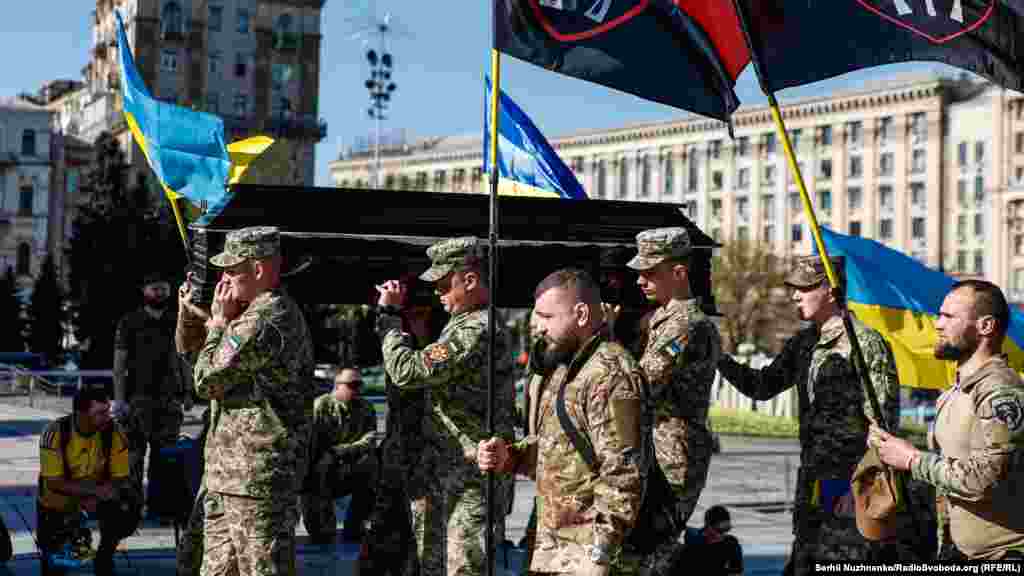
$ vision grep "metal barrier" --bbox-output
[0,366,113,414]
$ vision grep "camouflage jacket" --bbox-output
[377,306,516,468]
[521,332,645,572]
[718,315,900,504]
[194,288,316,498]
[914,355,1024,559]
[310,394,377,464]
[638,299,720,479]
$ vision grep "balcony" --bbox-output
[273,32,299,52]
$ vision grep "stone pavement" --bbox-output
[0,400,794,575]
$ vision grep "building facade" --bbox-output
[54,0,326,188]
[329,74,1024,303]
[0,99,54,283]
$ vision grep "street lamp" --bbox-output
[365,48,396,189]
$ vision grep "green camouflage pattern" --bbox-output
[210,226,281,268]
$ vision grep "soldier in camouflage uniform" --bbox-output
[624,228,722,575]
[479,269,645,576]
[873,280,1024,561]
[716,255,912,575]
[193,226,316,576]
[375,237,517,576]
[301,367,378,544]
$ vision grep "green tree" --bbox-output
[713,240,794,354]
[0,266,24,352]
[27,254,64,365]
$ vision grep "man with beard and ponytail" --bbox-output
[872,280,1024,561]
[478,268,645,576]
[113,271,191,520]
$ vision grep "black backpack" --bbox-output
[555,371,682,556]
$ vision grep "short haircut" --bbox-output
[952,279,1010,339]
[705,504,730,527]
[73,387,110,413]
[534,268,602,312]
[459,261,490,289]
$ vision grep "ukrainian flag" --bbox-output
[482,78,586,199]
[115,11,230,209]
[820,227,1024,390]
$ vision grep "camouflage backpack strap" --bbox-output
[555,375,598,471]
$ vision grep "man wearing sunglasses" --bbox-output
[375,237,516,576]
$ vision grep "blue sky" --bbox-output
[0,1,961,187]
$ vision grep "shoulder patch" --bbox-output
[423,343,451,369]
[663,335,688,358]
[991,395,1024,432]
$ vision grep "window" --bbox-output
[910,112,927,139]
[686,200,697,219]
[958,142,968,166]
[957,215,967,241]
[1017,132,1024,154]
[736,226,749,242]
[847,121,863,147]
[975,176,985,205]
[789,191,801,211]
[20,129,35,156]
[974,251,984,274]
[737,137,750,158]
[819,158,832,179]
[958,180,967,206]
[879,152,894,176]
[849,221,862,237]
[711,199,722,219]
[434,170,447,191]
[1017,166,1024,185]
[712,170,723,190]
[161,49,178,71]
[762,225,774,243]
[18,184,33,216]
[237,9,250,33]
[763,164,776,185]
[235,52,247,78]
[161,1,183,38]
[849,155,862,178]
[787,129,799,151]
[879,185,893,209]
[910,182,926,207]
[687,149,698,192]
[737,167,750,189]
[879,116,893,144]
[209,51,220,75]
[848,186,862,210]
[791,224,803,243]
[879,219,893,240]
[975,141,986,164]
[737,196,749,218]
[209,5,223,31]
[206,92,219,113]
[709,140,722,160]
[1015,236,1024,257]
[663,152,674,196]
[761,195,775,222]
[233,93,247,116]
[15,243,30,277]
[276,13,294,35]
[596,160,607,198]
[957,251,967,272]
[911,149,926,173]
[764,132,776,155]
[912,217,926,239]
[618,159,630,198]
[819,125,832,146]
[818,189,832,213]
[639,155,651,198]
[975,213,984,237]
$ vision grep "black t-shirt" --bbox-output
[685,528,744,575]
[115,308,176,398]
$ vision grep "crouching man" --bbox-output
[37,387,140,576]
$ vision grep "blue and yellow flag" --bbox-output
[116,11,230,209]
[820,227,1024,390]
[482,78,585,200]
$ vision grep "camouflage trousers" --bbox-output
[177,485,207,576]
[300,451,377,541]
[200,492,297,576]
[785,512,924,576]
[127,396,184,513]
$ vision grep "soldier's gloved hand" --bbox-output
[109,400,129,420]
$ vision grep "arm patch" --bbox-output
[423,342,452,370]
[990,395,1024,433]
[663,335,687,359]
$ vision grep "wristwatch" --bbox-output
[588,543,610,565]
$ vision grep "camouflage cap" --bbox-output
[210,226,281,268]
[784,255,845,288]
[627,227,693,271]
[419,237,486,282]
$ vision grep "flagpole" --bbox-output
[729,0,888,431]
[486,29,502,576]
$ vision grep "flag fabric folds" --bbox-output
[819,227,1024,390]
[493,0,748,122]
[116,11,231,208]
[483,78,586,199]
[736,0,1024,95]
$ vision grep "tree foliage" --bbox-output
[0,267,24,352]
[712,240,795,354]
[28,254,64,364]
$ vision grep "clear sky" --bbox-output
[0,1,963,187]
